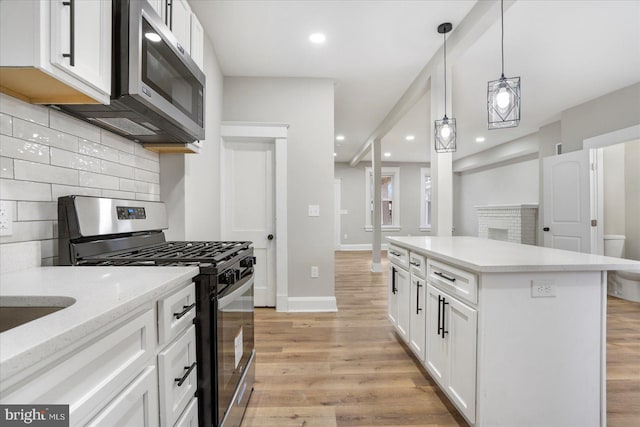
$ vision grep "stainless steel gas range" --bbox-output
[58,195,255,427]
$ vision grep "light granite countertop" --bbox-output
[0,266,199,385]
[387,236,640,273]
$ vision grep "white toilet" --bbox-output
[604,235,640,302]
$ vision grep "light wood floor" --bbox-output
[241,251,640,427]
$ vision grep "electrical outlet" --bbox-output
[308,205,320,217]
[311,266,319,278]
[531,280,555,298]
[0,201,13,237]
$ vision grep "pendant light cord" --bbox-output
[501,0,505,78]
[443,29,447,115]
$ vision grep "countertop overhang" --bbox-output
[387,236,640,273]
[0,266,199,385]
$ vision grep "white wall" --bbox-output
[335,161,430,246]
[603,143,626,236]
[454,158,539,237]
[222,77,335,299]
[625,141,640,261]
[0,94,161,265]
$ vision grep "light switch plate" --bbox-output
[308,205,320,217]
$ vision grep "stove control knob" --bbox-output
[220,270,236,285]
[240,257,254,268]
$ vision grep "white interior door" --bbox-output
[543,149,594,253]
[222,141,276,307]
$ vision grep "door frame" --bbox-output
[220,122,289,312]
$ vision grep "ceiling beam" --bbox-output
[349,0,517,167]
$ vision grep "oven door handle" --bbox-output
[218,277,254,309]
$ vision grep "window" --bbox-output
[420,168,431,230]
[365,167,400,230]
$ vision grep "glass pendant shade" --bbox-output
[488,75,521,129]
[434,116,457,153]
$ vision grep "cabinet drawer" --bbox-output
[158,282,196,345]
[388,245,409,269]
[158,325,198,427]
[427,259,477,305]
[409,252,426,278]
[2,309,155,425]
[86,365,159,427]
[175,397,198,427]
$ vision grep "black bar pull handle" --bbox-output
[410,261,421,267]
[174,362,196,386]
[434,271,456,283]
[62,0,75,66]
[173,303,195,319]
[437,295,443,337]
[391,267,397,294]
[416,282,422,315]
[442,298,449,338]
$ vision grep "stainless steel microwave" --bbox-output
[57,0,205,144]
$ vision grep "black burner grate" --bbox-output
[79,240,251,266]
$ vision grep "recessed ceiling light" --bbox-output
[309,33,326,44]
[475,136,486,143]
[384,152,391,157]
[405,135,415,141]
[335,135,344,141]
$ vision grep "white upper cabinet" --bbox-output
[190,13,204,70]
[170,0,192,55]
[0,0,111,104]
[50,0,112,96]
[146,0,164,17]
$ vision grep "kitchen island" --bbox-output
[386,236,640,427]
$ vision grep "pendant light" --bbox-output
[434,22,456,153]
[487,0,521,129]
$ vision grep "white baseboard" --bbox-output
[338,243,389,251]
[285,296,338,312]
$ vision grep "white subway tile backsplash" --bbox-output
[0,93,49,126]
[102,189,136,199]
[135,155,160,173]
[79,170,119,190]
[0,178,51,201]
[0,134,50,164]
[101,160,134,179]
[50,148,101,172]
[135,168,160,183]
[119,178,137,192]
[0,220,53,244]
[119,151,136,167]
[78,139,120,162]
[101,129,135,154]
[51,184,101,200]
[0,113,12,135]
[14,159,78,185]
[1,156,13,178]
[13,118,78,152]
[50,109,100,142]
[17,201,57,221]
[136,193,160,201]
[1,94,161,265]
[134,143,160,161]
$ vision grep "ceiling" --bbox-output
[192,0,640,164]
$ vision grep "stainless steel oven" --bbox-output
[216,274,255,427]
[58,0,205,145]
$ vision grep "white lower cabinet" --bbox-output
[174,397,199,427]
[409,274,426,360]
[425,284,477,423]
[388,262,410,342]
[86,366,159,427]
[158,325,198,427]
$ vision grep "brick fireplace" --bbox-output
[476,204,538,245]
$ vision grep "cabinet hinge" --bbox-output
[591,219,597,227]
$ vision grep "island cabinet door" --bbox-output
[425,284,447,386]
[445,296,477,423]
[395,266,411,342]
[388,265,399,326]
[409,274,426,360]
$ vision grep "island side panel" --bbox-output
[476,270,604,427]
